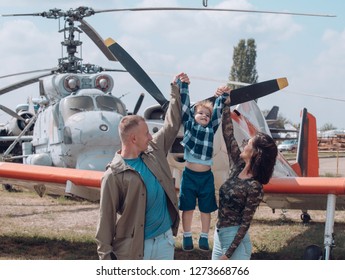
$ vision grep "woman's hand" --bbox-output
[215,85,231,104]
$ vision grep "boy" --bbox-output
[177,80,227,251]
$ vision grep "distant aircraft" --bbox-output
[265,105,298,140]
[265,105,280,124]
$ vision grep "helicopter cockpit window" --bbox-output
[61,96,94,119]
[96,95,126,116]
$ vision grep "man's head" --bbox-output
[194,100,213,127]
[119,115,152,154]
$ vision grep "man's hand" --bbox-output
[173,72,190,84]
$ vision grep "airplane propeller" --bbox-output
[206,77,288,106]
[0,105,27,123]
[133,93,145,115]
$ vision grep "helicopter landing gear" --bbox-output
[300,212,312,224]
[2,184,13,191]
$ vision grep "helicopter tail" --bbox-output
[291,108,319,177]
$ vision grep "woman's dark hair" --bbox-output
[250,132,278,184]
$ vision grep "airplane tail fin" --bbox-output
[266,105,279,121]
[291,108,319,177]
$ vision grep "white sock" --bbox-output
[200,232,208,239]
[183,232,192,237]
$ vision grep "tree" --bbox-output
[319,123,337,131]
[229,38,258,89]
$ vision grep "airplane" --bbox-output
[265,105,280,125]
[1,85,343,260]
[0,6,341,260]
[264,106,299,140]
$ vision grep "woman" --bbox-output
[212,86,278,260]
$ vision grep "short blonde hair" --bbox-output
[119,115,145,142]
[194,100,213,115]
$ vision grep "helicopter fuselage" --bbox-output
[24,73,126,171]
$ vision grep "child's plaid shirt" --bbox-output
[177,79,226,161]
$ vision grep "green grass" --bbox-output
[1,215,344,260]
[1,185,345,260]
[0,234,98,260]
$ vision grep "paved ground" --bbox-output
[319,157,345,176]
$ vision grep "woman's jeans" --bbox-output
[212,226,252,260]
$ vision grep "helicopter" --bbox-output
[1,5,331,170]
[0,7,170,171]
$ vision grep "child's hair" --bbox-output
[194,100,213,115]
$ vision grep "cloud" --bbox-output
[0,0,344,129]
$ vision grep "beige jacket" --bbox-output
[95,83,181,260]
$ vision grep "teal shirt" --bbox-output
[124,157,172,239]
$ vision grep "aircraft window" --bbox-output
[96,95,126,116]
[61,96,94,119]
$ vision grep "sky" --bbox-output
[0,0,344,129]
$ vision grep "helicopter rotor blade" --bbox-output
[133,93,145,115]
[0,72,53,96]
[78,19,168,108]
[2,7,336,19]
[105,38,169,110]
[93,7,336,18]
[0,105,26,122]
[100,68,127,73]
[79,19,118,62]
[0,68,58,79]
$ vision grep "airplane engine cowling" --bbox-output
[144,104,165,120]
[8,111,35,136]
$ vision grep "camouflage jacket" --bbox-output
[217,105,263,258]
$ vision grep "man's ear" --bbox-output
[128,132,136,144]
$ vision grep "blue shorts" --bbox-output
[178,167,218,213]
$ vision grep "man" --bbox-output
[95,73,189,260]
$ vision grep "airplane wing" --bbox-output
[0,162,102,201]
[264,177,345,210]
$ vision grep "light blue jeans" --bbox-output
[143,228,175,260]
[212,226,252,260]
